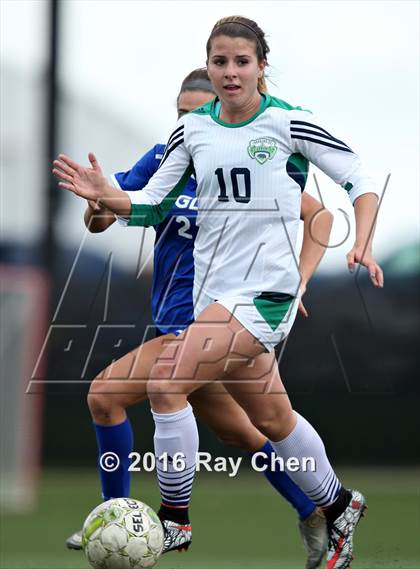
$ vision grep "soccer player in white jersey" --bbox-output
[64,69,332,569]
[53,16,384,569]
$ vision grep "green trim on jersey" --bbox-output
[128,162,194,227]
[207,93,271,128]
[269,96,311,189]
[267,96,310,113]
[253,292,295,332]
[344,182,353,192]
[192,93,310,128]
[286,153,309,186]
[191,99,214,116]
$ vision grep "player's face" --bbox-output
[207,35,265,109]
[177,90,214,119]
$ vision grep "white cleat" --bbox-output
[326,489,367,569]
[161,519,192,553]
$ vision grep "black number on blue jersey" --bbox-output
[215,168,251,203]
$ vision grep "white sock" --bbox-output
[152,403,198,508]
[269,412,341,507]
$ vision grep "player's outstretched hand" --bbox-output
[53,153,107,202]
[346,245,384,288]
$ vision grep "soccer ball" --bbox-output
[82,498,164,569]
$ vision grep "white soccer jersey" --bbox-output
[123,94,377,301]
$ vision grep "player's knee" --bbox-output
[146,384,179,412]
[87,380,115,422]
[146,373,172,409]
[147,368,187,412]
[250,418,276,439]
[216,429,259,451]
[249,410,287,440]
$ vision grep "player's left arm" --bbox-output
[289,111,384,287]
[298,193,334,316]
[347,193,383,286]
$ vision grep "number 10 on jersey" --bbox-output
[215,168,251,203]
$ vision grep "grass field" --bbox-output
[0,467,419,569]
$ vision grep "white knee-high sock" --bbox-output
[152,403,198,509]
[269,412,341,507]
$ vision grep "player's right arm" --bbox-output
[83,145,164,233]
[53,152,132,215]
[53,120,193,227]
[122,122,193,227]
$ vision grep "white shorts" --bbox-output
[193,290,299,352]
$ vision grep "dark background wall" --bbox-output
[29,243,419,467]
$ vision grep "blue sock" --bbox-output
[94,418,134,501]
[252,440,316,521]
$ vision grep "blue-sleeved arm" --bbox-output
[111,144,164,191]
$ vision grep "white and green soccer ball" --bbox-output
[82,498,164,569]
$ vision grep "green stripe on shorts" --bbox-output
[253,292,295,331]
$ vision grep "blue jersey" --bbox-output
[113,144,197,335]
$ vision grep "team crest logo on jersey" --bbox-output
[247,137,279,165]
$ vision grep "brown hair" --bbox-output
[177,68,215,104]
[206,16,270,93]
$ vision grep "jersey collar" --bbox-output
[210,93,270,128]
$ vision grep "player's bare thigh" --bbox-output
[146,302,266,402]
[88,332,179,411]
[87,309,261,416]
[146,305,296,439]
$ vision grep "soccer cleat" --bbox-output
[161,519,192,553]
[326,489,367,569]
[65,529,83,550]
[298,507,328,569]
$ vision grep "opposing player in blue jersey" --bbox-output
[63,68,333,569]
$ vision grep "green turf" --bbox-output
[1,468,419,569]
